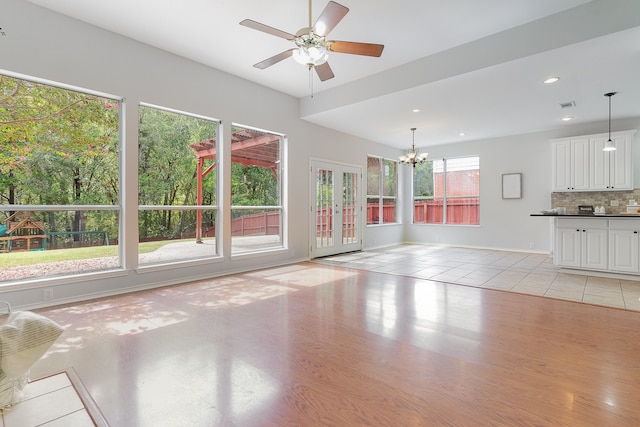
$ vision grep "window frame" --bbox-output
[229,123,285,255]
[0,71,123,281]
[137,103,221,266]
[413,155,480,226]
[366,155,399,225]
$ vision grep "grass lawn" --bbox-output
[0,240,178,268]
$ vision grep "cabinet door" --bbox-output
[556,228,581,267]
[609,229,639,273]
[571,139,590,191]
[609,134,632,190]
[590,138,610,190]
[552,141,572,191]
[590,134,633,190]
[552,139,589,191]
[582,228,608,270]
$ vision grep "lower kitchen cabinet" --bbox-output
[556,219,608,270]
[608,220,640,273]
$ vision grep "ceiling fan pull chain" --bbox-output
[309,66,314,98]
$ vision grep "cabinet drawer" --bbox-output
[609,219,640,231]
[557,218,608,229]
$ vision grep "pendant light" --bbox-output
[399,128,428,167]
[603,92,617,152]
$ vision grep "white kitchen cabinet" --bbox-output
[550,130,635,192]
[556,219,608,270]
[551,138,589,192]
[556,227,581,267]
[590,132,633,190]
[608,220,640,273]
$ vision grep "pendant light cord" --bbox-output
[608,93,612,141]
[605,92,617,142]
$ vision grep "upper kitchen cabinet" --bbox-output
[590,131,633,190]
[551,130,636,192]
[551,137,589,192]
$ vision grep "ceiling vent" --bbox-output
[560,101,576,109]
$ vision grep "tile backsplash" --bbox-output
[551,189,640,214]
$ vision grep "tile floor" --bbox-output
[0,370,105,427]
[314,244,640,311]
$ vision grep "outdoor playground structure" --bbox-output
[0,211,109,253]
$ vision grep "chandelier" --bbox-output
[399,128,428,167]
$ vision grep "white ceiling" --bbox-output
[23,0,640,149]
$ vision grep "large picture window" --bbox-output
[230,124,283,254]
[414,156,480,225]
[0,73,120,282]
[367,156,398,225]
[138,104,219,265]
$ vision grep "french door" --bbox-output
[310,161,362,258]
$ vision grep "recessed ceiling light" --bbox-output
[562,116,573,121]
[544,77,560,84]
[412,108,421,113]
[459,132,466,136]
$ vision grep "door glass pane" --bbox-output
[342,172,357,244]
[316,169,334,248]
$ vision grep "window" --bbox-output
[413,156,479,225]
[138,104,219,265]
[230,124,283,254]
[0,73,120,282]
[367,156,398,225]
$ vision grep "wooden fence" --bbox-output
[414,198,479,224]
[231,211,280,236]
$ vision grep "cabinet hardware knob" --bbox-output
[635,231,638,234]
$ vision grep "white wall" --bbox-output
[1,0,402,309]
[401,117,640,252]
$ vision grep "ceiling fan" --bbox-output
[240,0,384,82]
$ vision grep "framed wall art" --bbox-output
[502,173,522,199]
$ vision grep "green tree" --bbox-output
[0,74,119,239]
[138,106,217,238]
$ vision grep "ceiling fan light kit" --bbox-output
[292,30,329,66]
[240,0,384,83]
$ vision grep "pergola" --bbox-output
[189,129,280,243]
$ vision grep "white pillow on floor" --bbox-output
[0,311,64,377]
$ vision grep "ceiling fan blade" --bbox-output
[254,49,296,69]
[240,19,295,40]
[314,62,335,81]
[313,1,349,37]
[328,41,384,57]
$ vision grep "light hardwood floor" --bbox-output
[29,249,640,426]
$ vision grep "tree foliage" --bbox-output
[0,74,281,243]
[0,75,119,239]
